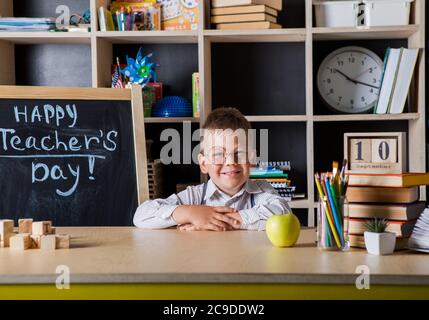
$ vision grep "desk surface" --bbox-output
[0,227,428,285]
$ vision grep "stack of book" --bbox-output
[0,17,57,31]
[211,0,282,30]
[375,47,419,114]
[346,172,429,250]
[250,161,302,200]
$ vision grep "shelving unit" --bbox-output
[0,0,425,226]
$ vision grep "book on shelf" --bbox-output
[348,172,429,187]
[388,48,419,114]
[211,12,277,24]
[375,47,419,114]
[346,186,419,204]
[408,208,429,252]
[375,48,402,114]
[348,218,416,238]
[349,234,410,250]
[211,0,282,11]
[0,17,56,31]
[216,21,281,30]
[348,202,425,221]
[98,7,115,32]
[211,4,278,16]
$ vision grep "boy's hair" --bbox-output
[202,107,251,131]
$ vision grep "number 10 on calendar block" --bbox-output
[344,132,406,173]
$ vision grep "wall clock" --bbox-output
[317,46,383,113]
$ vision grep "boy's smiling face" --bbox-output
[198,129,253,197]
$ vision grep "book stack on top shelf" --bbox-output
[346,172,429,250]
[211,0,282,30]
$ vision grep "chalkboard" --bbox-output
[0,86,149,226]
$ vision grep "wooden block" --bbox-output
[10,234,32,250]
[0,220,14,247]
[49,227,56,234]
[40,235,56,251]
[30,235,41,248]
[371,138,397,163]
[18,219,33,234]
[55,234,70,249]
[350,138,371,163]
[0,219,14,236]
[32,221,52,236]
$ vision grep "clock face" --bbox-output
[317,46,383,113]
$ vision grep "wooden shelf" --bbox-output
[313,113,420,122]
[246,115,308,122]
[312,25,420,41]
[0,31,91,44]
[203,28,307,43]
[95,31,198,44]
[0,0,425,229]
[144,117,199,123]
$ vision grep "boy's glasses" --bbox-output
[204,150,249,164]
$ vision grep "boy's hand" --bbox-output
[173,205,241,231]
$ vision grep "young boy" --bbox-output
[133,107,291,231]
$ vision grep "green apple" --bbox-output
[266,214,301,247]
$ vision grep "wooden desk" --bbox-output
[1,227,428,299]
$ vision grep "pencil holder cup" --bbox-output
[317,196,350,251]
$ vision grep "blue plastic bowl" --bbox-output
[152,96,192,117]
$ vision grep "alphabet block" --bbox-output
[10,234,32,250]
[0,220,14,247]
[30,235,41,249]
[32,221,52,236]
[18,219,33,234]
[40,235,56,251]
[55,234,70,249]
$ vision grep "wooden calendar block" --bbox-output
[371,139,397,163]
[350,138,371,163]
[345,132,406,173]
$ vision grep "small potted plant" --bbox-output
[364,218,396,255]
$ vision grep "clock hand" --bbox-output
[352,67,373,81]
[333,68,355,82]
[353,79,380,89]
[334,68,379,89]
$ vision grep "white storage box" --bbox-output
[363,0,414,26]
[314,1,362,27]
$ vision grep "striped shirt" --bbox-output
[133,179,291,231]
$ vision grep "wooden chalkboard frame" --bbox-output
[0,84,149,205]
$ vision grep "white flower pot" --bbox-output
[364,231,396,255]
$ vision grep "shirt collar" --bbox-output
[205,179,261,200]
